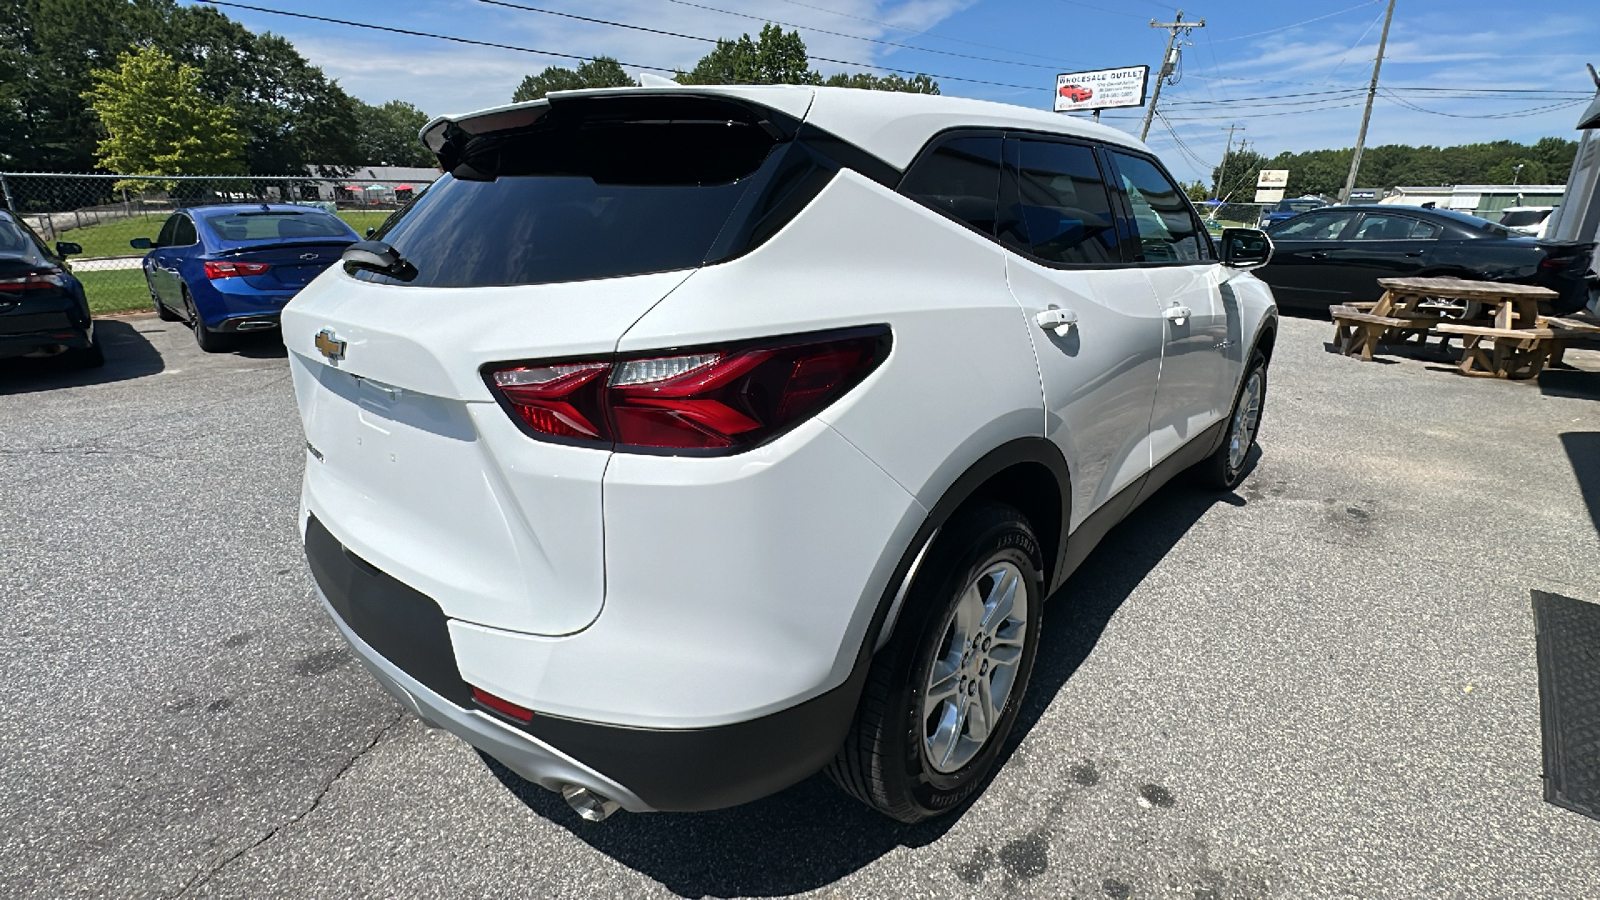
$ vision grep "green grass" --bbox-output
[337,210,393,236]
[53,213,167,259]
[77,269,153,316]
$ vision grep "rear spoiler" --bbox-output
[215,239,356,256]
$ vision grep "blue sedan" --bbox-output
[133,204,359,351]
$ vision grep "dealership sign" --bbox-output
[1054,66,1150,113]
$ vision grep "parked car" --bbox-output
[1257,196,1328,229]
[132,204,359,351]
[283,86,1278,823]
[1258,204,1595,313]
[1498,205,1556,238]
[0,209,100,368]
[1059,83,1093,103]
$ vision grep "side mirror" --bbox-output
[55,241,82,257]
[1220,227,1273,269]
[130,237,153,249]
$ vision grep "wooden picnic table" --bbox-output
[1330,276,1562,379]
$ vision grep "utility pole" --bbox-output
[1341,0,1396,203]
[1140,10,1205,142]
[1213,123,1241,201]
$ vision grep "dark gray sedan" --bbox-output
[1258,205,1593,314]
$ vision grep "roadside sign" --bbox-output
[1257,169,1289,188]
[1348,189,1379,201]
[1054,66,1149,113]
[1254,188,1286,203]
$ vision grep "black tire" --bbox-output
[826,503,1044,823]
[1198,348,1267,491]
[185,289,232,353]
[149,277,180,321]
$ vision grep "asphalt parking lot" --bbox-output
[4,313,1599,899]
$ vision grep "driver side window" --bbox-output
[156,215,180,248]
[1107,150,1211,263]
[1271,211,1351,241]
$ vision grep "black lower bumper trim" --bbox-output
[304,513,866,812]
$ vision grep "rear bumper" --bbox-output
[306,514,866,812]
[0,324,92,359]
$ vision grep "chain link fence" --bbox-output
[1,172,435,315]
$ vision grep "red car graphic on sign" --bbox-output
[1058,84,1093,103]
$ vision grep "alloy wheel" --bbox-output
[921,561,1029,774]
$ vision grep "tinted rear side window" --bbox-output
[171,216,198,247]
[1002,139,1120,265]
[899,135,1002,236]
[365,96,849,288]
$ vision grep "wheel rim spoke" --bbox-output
[922,559,1030,774]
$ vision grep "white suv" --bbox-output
[284,85,1277,823]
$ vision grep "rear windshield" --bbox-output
[363,96,846,288]
[1499,209,1549,227]
[0,216,47,265]
[205,211,353,241]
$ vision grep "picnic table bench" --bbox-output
[1329,277,1562,379]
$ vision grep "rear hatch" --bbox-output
[285,92,815,636]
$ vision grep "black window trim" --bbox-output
[1099,146,1218,267]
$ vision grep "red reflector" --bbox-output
[485,327,890,454]
[204,260,272,279]
[471,687,534,722]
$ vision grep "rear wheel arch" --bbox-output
[871,439,1069,653]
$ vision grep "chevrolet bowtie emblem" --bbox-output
[314,329,346,363]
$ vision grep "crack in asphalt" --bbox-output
[166,711,406,899]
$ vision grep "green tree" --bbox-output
[680,25,811,86]
[1211,143,1269,203]
[513,56,634,102]
[353,99,433,167]
[165,4,363,174]
[676,24,939,93]
[819,71,938,94]
[83,46,244,190]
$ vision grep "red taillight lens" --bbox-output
[485,327,890,454]
[491,361,611,440]
[0,268,65,291]
[471,687,534,722]
[204,260,271,279]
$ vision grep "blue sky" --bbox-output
[198,0,1598,184]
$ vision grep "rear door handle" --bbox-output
[1307,252,1328,260]
[1404,251,1424,258]
[1034,307,1078,336]
[1163,306,1192,325]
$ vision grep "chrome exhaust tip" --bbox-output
[561,784,621,822]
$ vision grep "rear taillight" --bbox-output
[0,268,65,291]
[486,326,890,454]
[204,260,271,279]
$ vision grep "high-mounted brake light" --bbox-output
[204,260,272,279]
[0,268,65,291]
[486,327,890,454]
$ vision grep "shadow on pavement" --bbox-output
[1541,368,1600,401]
[1561,433,1600,539]
[484,460,1242,897]
[0,318,164,394]
[231,331,288,359]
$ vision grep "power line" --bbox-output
[774,0,1067,64]
[661,0,1073,70]
[1210,0,1380,43]
[198,0,682,71]
[1380,91,1589,119]
[204,0,1051,94]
